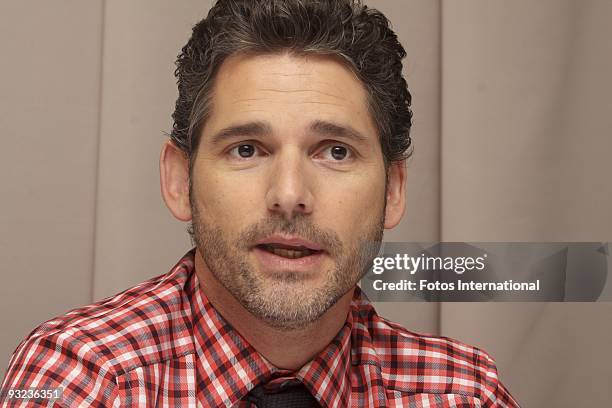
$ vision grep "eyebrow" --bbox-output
[309,120,369,143]
[208,119,369,145]
[209,121,273,145]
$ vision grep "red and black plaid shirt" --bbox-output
[1,250,519,407]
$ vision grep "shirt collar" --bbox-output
[181,249,355,407]
[293,304,353,407]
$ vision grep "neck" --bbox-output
[194,249,354,371]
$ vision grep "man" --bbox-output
[1,0,519,407]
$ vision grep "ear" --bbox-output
[384,160,407,229]
[160,140,192,222]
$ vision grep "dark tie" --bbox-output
[244,382,320,408]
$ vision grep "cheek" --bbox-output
[316,174,386,234]
[192,172,262,226]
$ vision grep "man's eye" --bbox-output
[322,145,352,161]
[229,143,258,158]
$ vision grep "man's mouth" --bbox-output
[256,243,320,259]
[253,235,325,260]
[252,235,327,273]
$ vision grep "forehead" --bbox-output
[202,52,378,140]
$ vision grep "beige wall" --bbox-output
[0,0,104,384]
[440,2,612,405]
[1,1,611,406]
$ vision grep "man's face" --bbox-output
[189,53,389,329]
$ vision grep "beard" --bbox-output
[189,203,384,331]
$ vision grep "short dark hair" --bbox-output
[171,0,413,170]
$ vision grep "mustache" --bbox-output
[238,215,343,255]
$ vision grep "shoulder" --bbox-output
[17,256,194,375]
[1,253,196,405]
[374,314,499,385]
[351,297,519,406]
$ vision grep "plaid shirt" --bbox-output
[1,250,519,407]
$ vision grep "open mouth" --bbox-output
[256,243,321,259]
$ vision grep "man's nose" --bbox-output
[265,150,314,219]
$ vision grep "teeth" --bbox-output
[265,245,313,258]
